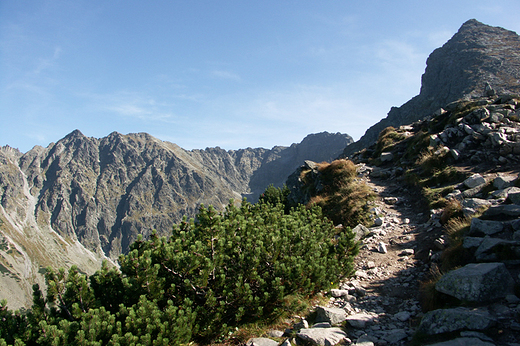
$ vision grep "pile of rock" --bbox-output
[428,94,520,167]
[418,172,520,345]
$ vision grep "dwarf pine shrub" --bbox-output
[0,198,357,345]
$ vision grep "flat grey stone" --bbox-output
[330,289,349,298]
[315,306,347,326]
[267,330,285,338]
[475,237,519,261]
[489,186,520,199]
[346,313,376,329]
[393,310,411,322]
[352,224,371,242]
[494,174,517,189]
[436,262,514,302]
[462,198,491,210]
[469,218,503,236]
[383,329,408,343]
[482,204,520,219]
[247,338,279,346]
[508,188,520,205]
[297,327,348,346]
[418,307,496,335]
[354,334,375,346]
[464,174,486,188]
[460,331,494,342]
[462,236,484,249]
[426,337,495,346]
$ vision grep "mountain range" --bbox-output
[0,130,351,309]
[1,19,520,310]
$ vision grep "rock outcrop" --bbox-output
[0,130,352,309]
[343,19,520,157]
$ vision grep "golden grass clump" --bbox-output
[308,159,376,228]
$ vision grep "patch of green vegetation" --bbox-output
[403,131,431,163]
[422,185,455,209]
[0,197,359,345]
[374,127,407,158]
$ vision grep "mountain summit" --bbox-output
[343,19,520,156]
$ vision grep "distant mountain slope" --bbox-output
[0,130,351,309]
[343,19,520,157]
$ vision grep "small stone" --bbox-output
[383,329,408,344]
[393,311,411,322]
[366,261,376,269]
[352,224,371,242]
[506,294,520,304]
[355,287,367,297]
[374,217,384,227]
[399,249,414,256]
[293,319,309,330]
[383,197,398,205]
[450,149,460,160]
[330,289,349,298]
[297,327,348,346]
[355,270,369,279]
[464,174,486,188]
[377,242,387,254]
[380,152,394,162]
[247,338,279,346]
[266,330,285,338]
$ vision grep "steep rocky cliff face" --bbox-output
[0,130,351,309]
[343,19,520,157]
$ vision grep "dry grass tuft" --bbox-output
[440,199,463,224]
[306,159,376,228]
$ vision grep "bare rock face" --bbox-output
[344,19,520,157]
[0,130,351,309]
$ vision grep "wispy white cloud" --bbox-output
[34,46,62,74]
[211,70,242,82]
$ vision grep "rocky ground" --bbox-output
[246,166,437,346]
[248,166,520,346]
[328,165,432,345]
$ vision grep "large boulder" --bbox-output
[481,204,520,219]
[474,237,520,261]
[426,337,495,346]
[469,218,503,236]
[418,307,496,335]
[435,262,514,302]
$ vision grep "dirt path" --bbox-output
[329,165,441,345]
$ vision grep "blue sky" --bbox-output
[1,1,520,153]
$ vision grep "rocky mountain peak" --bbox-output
[343,19,520,157]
